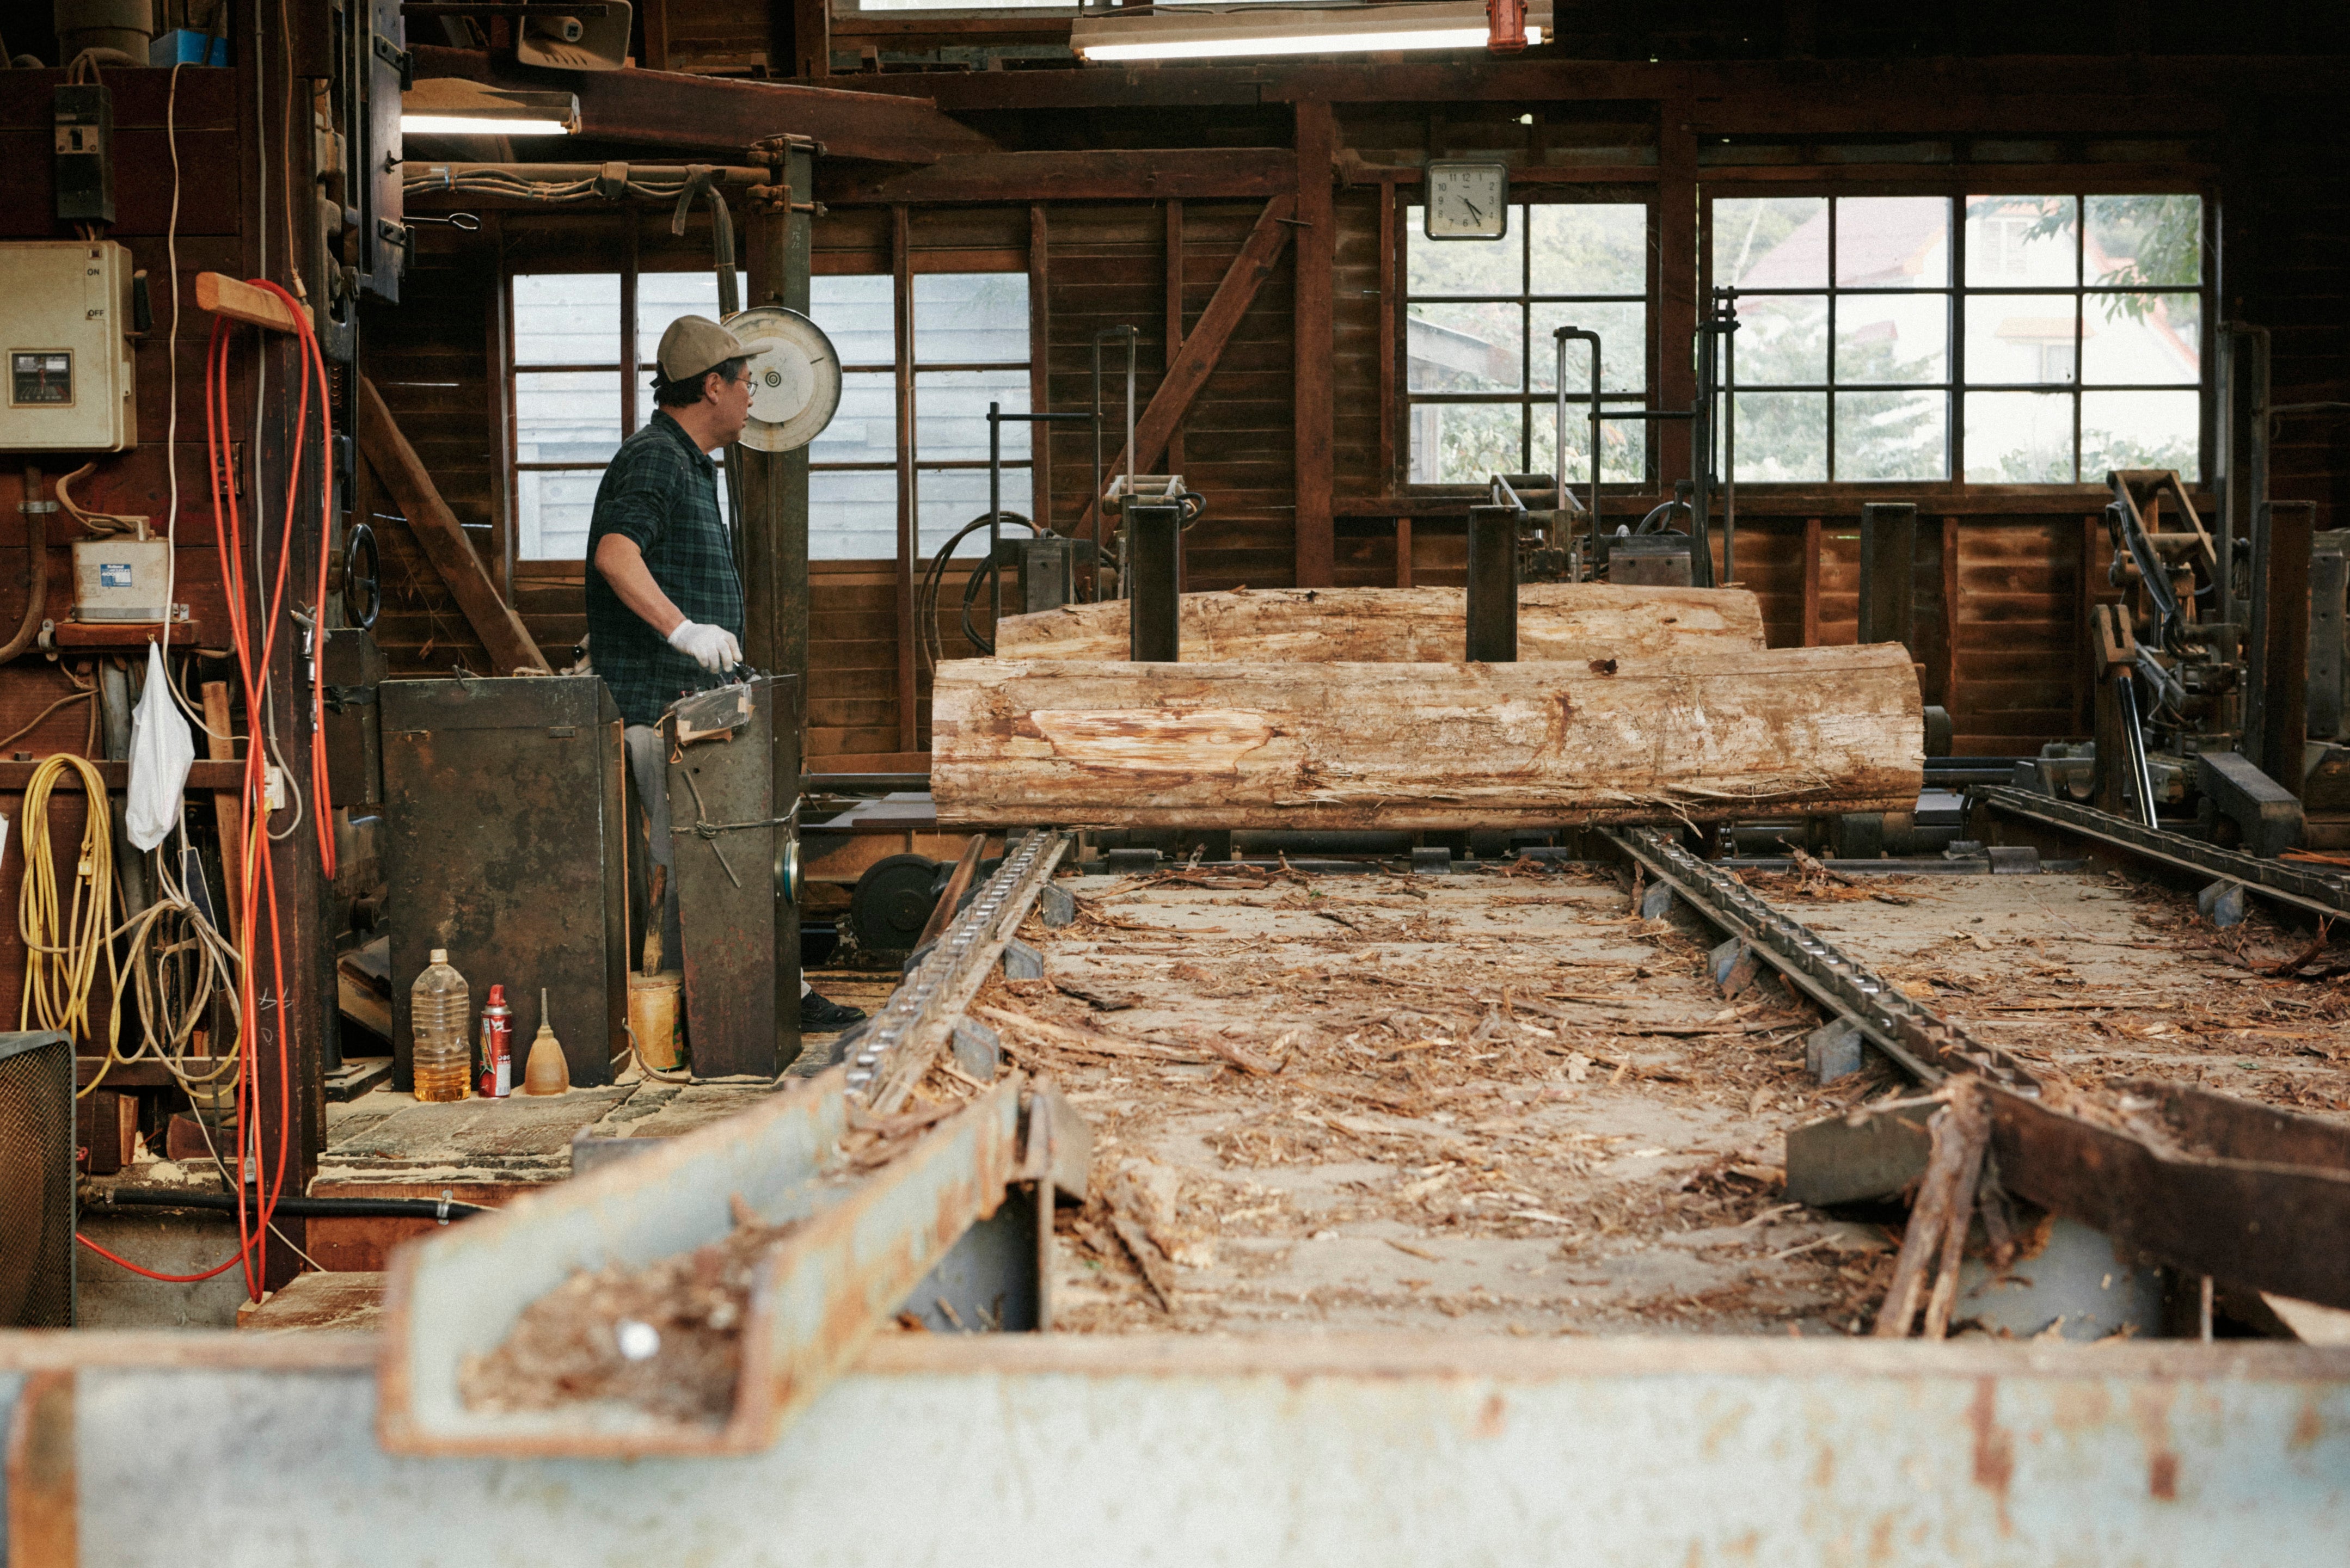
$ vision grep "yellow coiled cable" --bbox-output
[17,754,121,1092]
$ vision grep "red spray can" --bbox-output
[478,984,514,1098]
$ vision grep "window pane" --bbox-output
[515,469,603,563]
[1835,197,1951,288]
[1835,292,1947,384]
[515,370,621,464]
[913,273,1029,364]
[1714,198,1825,289]
[1736,294,1828,386]
[1965,294,2078,386]
[1834,390,1946,481]
[808,371,895,466]
[916,467,1035,561]
[810,275,897,367]
[2086,194,2201,287]
[1531,399,1648,488]
[2082,391,2199,478]
[2081,292,2200,385]
[1407,302,1523,392]
[635,269,747,366]
[514,273,618,366]
[1408,402,1524,484]
[1406,207,1523,296]
[1964,391,2074,482]
[1729,392,1827,482]
[1965,195,2077,287]
[1526,203,1646,295]
[1530,302,1645,393]
[915,370,1029,463]
[810,468,900,562]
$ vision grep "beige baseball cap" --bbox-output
[654,315,750,384]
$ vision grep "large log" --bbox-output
[995,585,1766,663]
[933,645,1922,829]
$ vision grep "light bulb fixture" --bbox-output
[399,79,580,138]
[1073,1,1549,64]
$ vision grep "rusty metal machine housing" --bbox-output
[380,676,630,1090]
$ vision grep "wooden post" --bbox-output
[740,146,813,710]
[639,0,668,69]
[1655,88,1698,491]
[892,205,919,754]
[484,212,514,598]
[1164,199,1186,477]
[793,0,828,76]
[2077,514,2100,736]
[1292,99,1336,588]
[202,681,245,950]
[1029,203,1051,530]
[1801,517,1822,647]
[1395,518,1413,588]
[1377,174,1397,493]
[1940,516,1959,710]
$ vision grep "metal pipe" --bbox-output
[2115,675,2159,829]
[1719,290,1740,586]
[100,1189,495,1221]
[1552,326,1602,538]
[1088,329,1139,600]
[989,403,1003,638]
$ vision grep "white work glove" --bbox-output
[666,618,742,674]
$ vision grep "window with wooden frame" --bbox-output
[506,264,1030,566]
[1704,192,2208,484]
[1402,199,1654,489]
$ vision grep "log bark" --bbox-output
[932,644,1921,829]
[995,585,1766,663]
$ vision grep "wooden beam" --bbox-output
[202,682,246,949]
[1939,516,1959,709]
[639,0,668,69]
[1394,518,1413,588]
[793,0,829,77]
[1076,194,1298,544]
[195,271,300,333]
[1029,203,1051,532]
[0,759,243,792]
[892,206,918,756]
[355,376,551,675]
[1164,199,1185,478]
[824,149,1297,206]
[408,46,993,163]
[1654,93,1697,504]
[1802,518,1823,647]
[1293,100,1336,589]
[1376,175,1397,493]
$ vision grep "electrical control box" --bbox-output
[0,242,138,453]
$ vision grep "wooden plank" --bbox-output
[356,377,549,675]
[406,45,994,163]
[195,271,299,334]
[1395,518,1413,589]
[1165,199,1186,478]
[1293,99,1336,589]
[1074,194,1298,545]
[202,682,246,949]
[1030,203,1052,531]
[2077,514,2100,735]
[932,644,1924,830]
[827,150,1296,205]
[0,759,240,792]
[1376,176,1397,495]
[793,0,829,77]
[892,206,918,757]
[640,0,670,69]
[1940,516,1960,711]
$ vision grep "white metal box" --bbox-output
[0,241,138,453]
[71,535,171,622]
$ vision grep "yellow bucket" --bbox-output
[627,970,685,1071]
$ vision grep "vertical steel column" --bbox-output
[1125,500,1183,662]
[1465,506,1519,663]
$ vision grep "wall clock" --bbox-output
[1424,161,1510,241]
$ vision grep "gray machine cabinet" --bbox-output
[381,677,629,1091]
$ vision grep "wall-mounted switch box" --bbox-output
[53,84,113,225]
[0,242,139,453]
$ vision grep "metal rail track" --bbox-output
[1975,784,2350,920]
[1603,827,2040,1093]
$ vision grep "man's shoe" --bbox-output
[801,991,867,1032]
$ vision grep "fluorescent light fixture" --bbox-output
[400,79,580,137]
[1073,2,1547,64]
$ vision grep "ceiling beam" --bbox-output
[407,46,996,162]
[823,147,1296,205]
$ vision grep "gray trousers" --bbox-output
[625,724,808,997]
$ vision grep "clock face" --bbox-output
[1425,162,1510,241]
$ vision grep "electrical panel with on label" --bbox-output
[0,242,139,453]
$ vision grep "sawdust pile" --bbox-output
[459,1199,801,1426]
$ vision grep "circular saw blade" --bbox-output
[724,306,842,453]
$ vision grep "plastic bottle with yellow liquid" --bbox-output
[410,949,472,1102]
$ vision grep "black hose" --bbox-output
[918,510,1042,663]
[99,1188,496,1221]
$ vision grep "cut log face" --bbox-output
[932,645,1924,829]
[995,584,1766,663]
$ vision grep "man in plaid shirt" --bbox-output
[587,315,866,1036]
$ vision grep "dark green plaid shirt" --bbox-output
[585,410,744,727]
